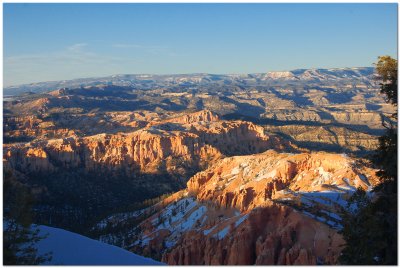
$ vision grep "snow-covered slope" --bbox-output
[35,225,162,265]
[4,67,375,96]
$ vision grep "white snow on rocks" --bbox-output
[143,197,208,249]
[214,225,230,239]
[231,166,241,175]
[203,225,217,236]
[254,168,276,182]
[234,214,248,228]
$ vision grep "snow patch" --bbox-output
[254,168,276,182]
[35,225,162,265]
[214,226,230,240]
[321,210,342,221]
[231,166,241,175]
[145,198,208,249]
[234,214,248,228]
[203,225,217,236]
[342,178,356,191]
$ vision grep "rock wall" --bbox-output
[187,151,378,212]
[4,115,291,177]
[162,202,343,265]
[131,150,378,265]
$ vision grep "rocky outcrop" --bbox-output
[162,202,343,265]
[264,124,379,154]
[4,114,79,142]
[150,110,219,125]
[3,111,299,231]
[4,131,207,175]
[331,111,384,129]
[186,150,378,212]
[263,109,322,122]
[262,109,387,131]
[128,150,379,265]
[3,112,293,177]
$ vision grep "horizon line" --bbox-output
[4,66,375,88]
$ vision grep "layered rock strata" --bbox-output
[129,150,379,265]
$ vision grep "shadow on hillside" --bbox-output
[268,87,314,106]
[324,92,356,104]
[218,96,265,117]
[222,113,384,136]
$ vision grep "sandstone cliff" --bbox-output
[264,124,379,154]
[127,150,379,265]
[4,110,293,177]
[161,202,343,265]
[186,150,378,212]
[3,110,299,232]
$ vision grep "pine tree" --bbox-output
[374,56,398,183]
[339,56,397,265]
[339,188,386,264]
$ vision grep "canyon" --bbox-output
[3,110,294,231]
[96,150,378,265]
[3,67,389,264]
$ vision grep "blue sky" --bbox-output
[4,3,398,86]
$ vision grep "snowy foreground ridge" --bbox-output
[36,225,163,265]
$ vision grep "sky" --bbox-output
[4,3,398,86]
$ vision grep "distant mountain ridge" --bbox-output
[4,67,376,96]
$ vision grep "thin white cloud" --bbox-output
[67,43,88,52]
[112,43,143,49]
[112,43,166,49]
[4,42,183,86]
[5,44,124,67]
[4,43,134,86]
[112,43,175,56]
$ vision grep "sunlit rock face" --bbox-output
[161,203,343,265]
[127,150,379,265]
[188,150,378,208]
[3,110,300,230]
[3,110,293,176]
